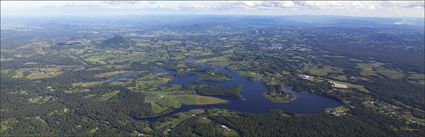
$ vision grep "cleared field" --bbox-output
[26,68,63,79]
[72,81,103,87]
[329,80,369,93]
[198,56,230,66]
[128,73,172,92]
[12,67,63,80]
[29,96,54,104]
[99,90,120,101]
[0,118,17,133]
[357,63,375,77]
[64,89,91,94]
[159,85,184,92]
[408,73,425,80]
[150,94,227,114]
[357,62,404,79]
[307,65,343,76]
[84,55,108,65]
[195,96,228,105]
[12,69,25,78]
[374,67,404,79]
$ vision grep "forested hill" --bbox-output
[98,35,135,49]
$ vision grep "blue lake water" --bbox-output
[106,71,143,81]
[142,65,345,121]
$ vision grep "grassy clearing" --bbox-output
[109,81,129,86]
[406,72,424,85]
[84,94,96,99]
[374,66,404,79]
[30,96,54,104]
[329,80,369,93]
[357,63,375,77]
[408,73,425,80]
[12,69,25,78]
[128,73,172,92]
[84,55,108,65]
[195,96,228,105]
[12,67,63,80]
[64,89,91,94]
[333,75,348,81]
[198,56,230,66]
[357,62,404,79]
[159,85,183,92]
[72,81,103,87]
[26,67,63,80]
[99,90,120,101]
[150,94,227,114]
[1,118,17,133]
[307,65,343,76]
[0,58,13,62]
[335,106,350,111]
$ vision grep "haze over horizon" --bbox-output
[1,1,424,18]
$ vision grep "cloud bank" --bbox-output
[1,1,424,17]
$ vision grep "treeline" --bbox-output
[169,109,425,137]
[184,83,241,99]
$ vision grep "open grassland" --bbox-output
[84,55,108,65]
[12,67,63,80]
[29,96,55,104]
[408,73,425,80]
[11,69,25,78]
[332,75,348,81]
[357,63,375,77]
[150,94,227,114]
[357,62,404,79]
[0,118,17,133]
[128,73,172,92]
[64,89,91,94]
[72,81,103,88]
[198,56,230,66]
[374,66,404,79]
[329,80,369,93]
[307,65,343,76]
[407,72,425,85]
[159,85,184,92]
[99,90,120,101]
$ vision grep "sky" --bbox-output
[1,1,424,18]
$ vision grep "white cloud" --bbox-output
[1,1,424,17]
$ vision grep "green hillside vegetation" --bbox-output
[98,36,135,49]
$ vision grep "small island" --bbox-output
[263,85,296,103]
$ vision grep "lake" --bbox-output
[142,65,345,121]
